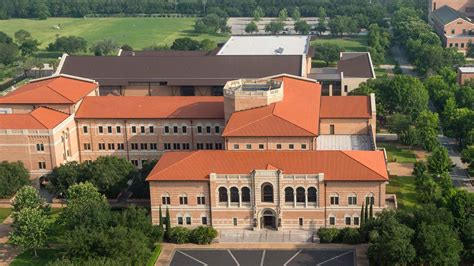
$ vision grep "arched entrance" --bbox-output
[260,209,276,230]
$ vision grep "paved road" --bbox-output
[389,45,416,76]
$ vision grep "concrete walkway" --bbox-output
[390,45,416,76]
[0,216,18,266]
[438,136,472,191]
[156,242,369,266]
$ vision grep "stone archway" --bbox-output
[260,209,277,230]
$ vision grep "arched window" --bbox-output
[261,183,273,202]
[366,193,375,205]
[218,187,228,202]
[285,187,294,202]
[308,187,317,202]
[348,193,357,205]
[230,187,239,203]
[296,187,305,203]
[241,187,251,202]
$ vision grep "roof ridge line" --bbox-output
[29,108,49,129]
[223,113,274,135]
[45,84,75,103]
[340,151,388,180]
[271,114,317,136]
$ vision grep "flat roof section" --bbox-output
[217,35,311,55]
[459,66,474,73]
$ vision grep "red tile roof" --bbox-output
[0,76,97,105]
[75,96,224,119]
[222,76,321,137]
[320,96,371,119]
[147,150,388,182]
[0,107,69,129]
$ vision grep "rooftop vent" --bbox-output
[274,47,284,54]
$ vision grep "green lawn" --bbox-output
[10,249,62,266]
[379,144,417,163]
[312,36,369,52]
[0,18,229,49]
[0,208,12,223]
[386,176,418,211]
[147,244,162,266]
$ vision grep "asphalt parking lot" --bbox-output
[170,248,356,266]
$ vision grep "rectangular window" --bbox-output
[345,217,351,225]
[149,126,154,134]
[202,217,207,225]
[164,143,171,150]
[173,143,181,150]
[205,143,213,150]
[140,126,145,134]
[354,217,360,226]
[36,143,44,152]
[38,161,46,169]
[182,126,187,134]
[107,126,112,134]
[178,217,183,225]
[259,144,264,150]
[131,143,138,150]
[131,160,139,167]
[117,143,124,150]
[276,144,282,150]
[197,196,205,205]
[150,143,157,150]
[186,217,191,225]
[215,143,223,150]
[131,126,137,134]
[233,218,238,226]
[197,143,204,150]
[301,144,307,150]
[98,126,104,134]
[182,143,190,150]
[206,126,211,134]
[215,126,220,134]
[83,126,88,134]
[140,143,148,150]
[173,126,178,134]
[98,143,106,150]
[162,196,170,205]
[289,144,294,150]
[330,125,335,134]
[116,126,121,134]
[164,126,170,134]
[83,143,91,150]
[299,218,304,226]
[197,126,202,134]
[329,217,335,225]
[246,144,252,150]
[233,144,240,150]
[108,143,115,150]
[330,196,339,205]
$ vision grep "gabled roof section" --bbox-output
[0,75,97,105]
[222,76,321,137]
[75,96,224,119]
[0,107,69,129]
[320,96,371,119]
[146,150,388,182]
[337,52,375,78]
[433,5,471,25]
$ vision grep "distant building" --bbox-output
[430,3,474,53]
[309,52,376,96]
[458,66,474,84]
[429,0,474,19]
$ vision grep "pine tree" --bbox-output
[360,202,365,226]
[369,202,373,219]
[158,205,164,231]
[165,206,171,240]
[364,201,369,222]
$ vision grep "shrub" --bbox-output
[318,228,341,243]
[190,226,218,244]
[151,225,164,243]
[340,227,362,244]
[168,227,190,244]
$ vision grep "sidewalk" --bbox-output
[156,242,369,265]
[0,216,18,266]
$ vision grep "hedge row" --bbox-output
[168,226,218,244]
[318,227,362,244]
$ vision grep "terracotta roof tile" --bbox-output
[0,107,69,129]
[222,76,321,137]
[146,150,388,182]
[320,96,371,118]
[75,96,224,119]
[0,76,97,105]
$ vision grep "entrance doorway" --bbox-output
[261,209,276,230]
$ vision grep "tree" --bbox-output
[245,21,259,34]
[46,161,83,196]
[0,42,19,65]
[165,206,171,240]
[158,205,164,232]
[461,146,474,176]
[413,161,428,178]
[171,37,201,51]
[194,14,229,34]
[47,36,87,54]
[414,110,440,151]
[328,16,355,36]
[19,39,40,56]
[360,202,366,226]
[294,20,310,35]
[0,31,14,44]
[278,8,288,21]
[416,174,443,204]
[89,39,119,56]
[264,21,285,34]
[386,113,411,137]
[427,146,452,176]
[415,223,463,264]
[467,40,474,58]
[120,44,133,51]
[315,8,327,35]
[11,186,46,213]
[14,30,31,44]
[252,6,264,21]
[0,161,30,199]
[291,7,301,21]
[9,207,48,257]
[314,43,342,66]
[400,126,418,148]
[200,39,216,51]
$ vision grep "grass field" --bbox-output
[0,208,11,222]
[379,144,417,163]
[312,36,369,52]
[0,18,229,49]
[386,176,418,211]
